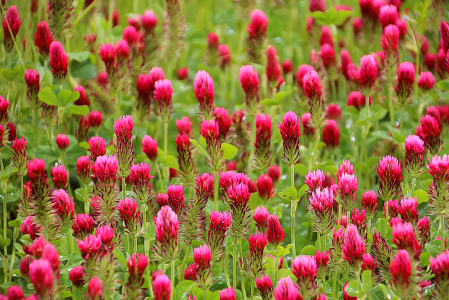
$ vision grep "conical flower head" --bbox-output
[194,70,215,119]
[377,156,403,201]
[338,173,358,212]
[154,206,179,261]
[207,210,232,260]
[2,6,22,53]
[118,198,142,235]
[390,250,413,298]
[220,287,236,300]
[193,245,213,289]
[309,187,335,235]
[239,65,260,115]
[278,111,301,166]
[113,115,134,177]
[305,169,325,194]
[362,191,378,219]
[167,185,185,214]
[266,215,285,247]
[292,255,317,299]
[153,274,171,300]
[357,55,378,95]
[391,222,421,259]
[256,274,273,300]
[49,41,68,83]
[34,21,53,59]
[253,206,270,233]
[274,277,299,300]
[154,79,173,122]
[405,135,425,177]
[342,224,366,268]
[417,115,441,154]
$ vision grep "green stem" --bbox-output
[133,236,137,255]
[108,0,114,42]
[388,81,394,127]
[33,108,39,147]
[2,180,7,283]
[84,183,89,214]
[233,236,237,289]
[312,128,321,167]
[332,266,338,300]
[224,245,231,288]
[68,228,74,253]
[400,107,404,136]
[179,242,192,281]
[440,215,445,251]
[411,178,416,195]
[164,122,169,180]
[290,164,296,259]
[239,240,247,300]
[385,200,390,234]
[122,176,126,200]
[155,161,165,191]
[171,260,175,300]
[203,289,207,300]
[337,204,342,225]
[250,282,254,300]
[317,232,321,252]
[8,237,15,282]
[214,171,219,211]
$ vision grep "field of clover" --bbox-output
[1,0,449,299]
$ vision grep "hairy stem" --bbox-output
[233,236,237,289]
[388,81,394,127]
[214,171,219,211]
[290,164,296,259]
[440,215,445,252]
[239,240,247,300]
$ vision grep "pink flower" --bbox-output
[362,191,378,219]
[156,193,169,207]
[123,26,138,45]
[266,45,281,85]
[323,120,339,148]
[326,104,342,121]
[281,60,294,74]
[391,222,421,258]
[309,187,335,234]
[257,174,274,199]
[167,185,185,214]
[200,119,220,144]
[118,198,142,233]
[194,71,215,119]
[266,215,285,247]
[11,137,27,175]
[253,206,270,232]
[390,250,412,297]
[310,0,326,12]
[154,79,173,122]
[417,71,435,90]
[382,24,400,56]
[379,5,398,27]
[239,65,260,114]
[127,253,148,278]
[154,206,179,261]
[430,250,449,299]
[405,135,425,177]
[184,263,198,281]
[88,137,107,163]
[357,54,378,95]
[86,277,103,300]
[34,22,53,59]
[218,44,231,69]
[256,275,273,300]
[220,287,236,300]
[296,65,315,91]
[113,115,134,176]
[141,10,157,32]
[51,189,74,222]
[305,169,325,194]
[2,6,21,52]
[214,107,231,141]
[207,210,232,260]
[399,196,418,224]
[89,110,103,128]
[7,286,25,300]
[176,116,193,137]
[49,41,68,83]
[24,70,40,106]
[100,43,116,66]
[343,281,357,300]
[193,245,213,289]
[292,255,317,298]
[128,163,153,204]
[338,173,358,212]
[77,235,103,259]
[72,214,95,238]
[92,155,118,187]
[274,277,299,300]
[315,251,329,278]
[207,32,219,49]
[440,21,449,54]
[247,10,268,39]
[20,216,41,240]
[76,155,91,184]
[376,156,403,201]
[278,111,301,165]
[342,224,366,268]
[74,85,90,107]
[301,112,315,137]
[51,165,67,189]
[29,259,55,297]
[177,67,189,80]
[302,70,322,102]
[55,134,69,150]
[417,216,430,245]
[267,165,281,182]
[142,135,158,161]
[248,231,268,278]
[417,115,441,154]
[361,253,378,273]
[320,44,336,68]
[395,62,415,105]
[69,266,85,287]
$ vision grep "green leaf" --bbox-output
[248,193,264,210]
[65,105,89,116]
[190,139,208,156]
[297,184,309,199]
[346,280,362,297]
[361,270,372,292]
[70,59,97,79]
[274,85,292,102]
[58,90,80,106]
[8,219,21,228]
[221,143,238,160]
[66,51,89,62]
[160,155,179,170]
[278,186,297,201]
[0,166,17,181]
[413,189,429,204]
[79,141,90,150]
[38,87,58,106]
[199,136,207,149]
[420,252,431,267]
[371,108,388,121]
[426,240,442,257]
[437,79,449,91]
[260,98,279,106]
[175,280,196,300]
[113,249,128,267]
[300,245,317,256]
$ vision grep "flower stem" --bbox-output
[411,178,416,195]
[214,171,219,211]
[33,108,39,147]
[250,282,255,300]
[179,242,192,281]
[115,91,120,119]
[164,122,169,180]
[332,266,338,300]
[385,200,390,235]
[440,215,446,252]
[337,204,342,225]
[84,183,89,214]
[290,164,296,259]
[203,289,207,300]
[233,236,237,288]
[317,232,321,252]
[68,227,74,253]
[8,233,15,282]
[122,176,126,200]
[400,106,404,136]
[171,260,175,300]
[2,179,7,283]
[224,245,231,288]
[312,128,321,167]
[239,240,247,300]
[154,161,165,191]
[388,81,394,127]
